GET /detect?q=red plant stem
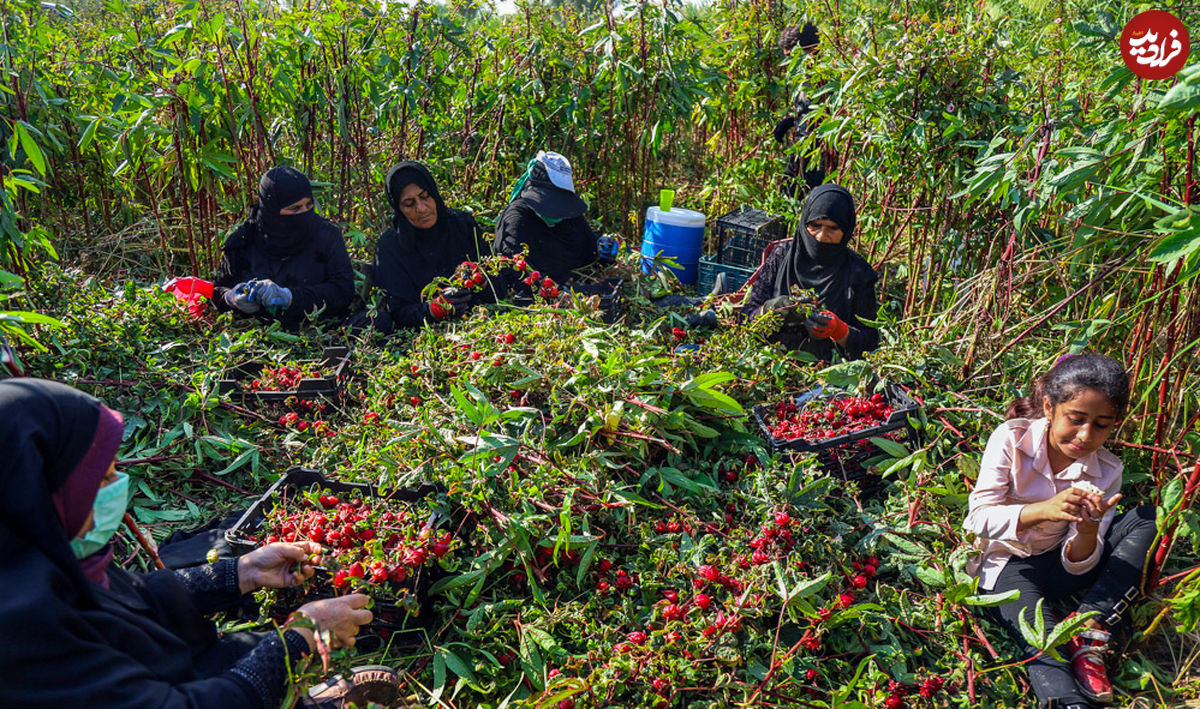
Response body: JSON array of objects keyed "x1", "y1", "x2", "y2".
[
  {"x1": 191, "y1": 470, "x2": 253, "y2": 496},
  {"x1": 1155, "y1": 562, "x2": 1200, "y2": 589},
  {"x1": 1109, "y1": 440, "x2": 1196, "y2": 461},
  {"x1": 970, "y1": 242, "x2": 1141, "y2": 377},
  {"x1": 1148, "y1": 459, "x2": 1200, "y2": 588},
  {"x1": 123, "y1": 513, "x2": 165, "y2": 570}
]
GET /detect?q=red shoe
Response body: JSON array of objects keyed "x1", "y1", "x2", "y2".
[{"x1": 1066, "y1": 628, "x2": 1113, "y2": 704}]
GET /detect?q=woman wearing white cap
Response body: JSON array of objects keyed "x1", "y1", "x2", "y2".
[{"x1": 493, "y1": 151, "x2": 611, "y2": 286}]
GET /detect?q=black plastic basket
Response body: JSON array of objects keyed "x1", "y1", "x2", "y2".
[
  {"x1": 714, "y1": 207, "x2": 788, "y2": 269},
  {"x1": 225, "y1": 468, "x2": 446, "y2": 646},
  {"x1": 579, "y1": 276, "x2": 624, "y2": 324},
  {"x1": 217, "y1": 346, "x2": 352, "y2": 404},
  {"x1": 752, "y1": 384, "x2": 920, "y2": 453},
  {"x1": 697, "y1": 257, "x2": 756, "y2": 295}
]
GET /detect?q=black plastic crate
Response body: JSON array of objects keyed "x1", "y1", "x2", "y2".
[
  {"x1": 217, "y1": 346, "x2": 352, "y2": 404},
  {"x1": 714, "y1": 207, "x2": 788, "y2": 269},
  {"x1": 698, "y1": 257, "x2": 756, "y2": 295},
  {"x1": 225, "y1": 468, "x2": 447, "y2": 645},
  {"x1": 752, "y1": 384, "x2": 920, "y2": 453},
  {"x1": 570, "y1": 276, "x2": 624, "y2": 324}
]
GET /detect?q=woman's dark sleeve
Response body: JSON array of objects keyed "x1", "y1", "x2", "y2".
[
  {"x1": 492, "y1": 206, "x2": 525, "y2": 259},
  {"x1": 284, "y1": 226, "x2": 355, "y2": 320},
  {"x1": 0, "y1": 590, "x2": 305, "y2": 709},
  {"x1": 839, "y1": 268, "x2": 880, "y2": 360},
  {"x1": 174, "y1": 559, "x2": 243, "y2": 616},
  {"x1": 384, "y1": 293, "x2": 434, "y2": 329},
  {"x1": 741, "y1": 247, "x2": 785, "y2": 319}
]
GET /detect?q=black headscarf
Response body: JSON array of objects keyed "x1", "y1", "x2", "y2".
[
  {"x1": 774, "y1": 184, "x2": 856, "y2": 303},
  {"x1": 0, "y1": 379, "x2": 122, "y2": 607},
  {"x1": 255, "y1": 165, "x2": 319, "y2": 258},
  {"x1": 374, "y1": 161, "x2": 484, "y2": 299}
]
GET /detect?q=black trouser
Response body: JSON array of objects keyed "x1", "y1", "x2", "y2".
[{"x1": 986, "y1": 505, "x2": 1156, "y2": 706}]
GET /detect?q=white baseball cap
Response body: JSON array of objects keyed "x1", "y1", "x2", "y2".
[{"x1": 536, "y1": 150, "x2": 575, "y2": 193}]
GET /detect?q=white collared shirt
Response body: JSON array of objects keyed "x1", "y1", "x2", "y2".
[{"x1": 963, "y1": 417, "x2": 1123, "y2": 591}]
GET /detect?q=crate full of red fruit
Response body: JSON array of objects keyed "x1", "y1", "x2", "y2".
[
  {"x1": 217, "y1": 346, "x2": 352, "y2": 403},
  {"x1": 225, "y1": 467, "x2": 455, "y2": 642},
  {"x1": 752, "y1": 384, "x2": 920, "y2": 453}
]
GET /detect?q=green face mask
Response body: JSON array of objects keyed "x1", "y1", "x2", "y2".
[{"x1": 70, "y1": 472, "x2": 130, "y2": 559}]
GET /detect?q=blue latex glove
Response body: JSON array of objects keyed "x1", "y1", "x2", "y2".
[
  {"x1": 597, "y1": 235, "x2": 619, "y2": 263},
  {"x1": 224, "y1": 281, "x2": 262, "y2": 313},
  {"x1": 254, "y1": 280, "x2": 293, "y2": 310}
]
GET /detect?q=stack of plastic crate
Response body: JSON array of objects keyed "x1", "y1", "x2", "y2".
[{"x1": 697, "y1": 207, "x2": 787, "y2": 294}]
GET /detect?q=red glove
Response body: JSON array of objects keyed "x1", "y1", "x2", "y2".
[{"x1": 805, "y1": 311, "x2": 849, "y2": 341}]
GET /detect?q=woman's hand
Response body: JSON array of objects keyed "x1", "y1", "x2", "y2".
[
  {"x1": 295, "y1": 594, "x2": 374, "y2": 650},
  {"x1": 237, "y1": 541, "x2": 322, "y2": 594}
]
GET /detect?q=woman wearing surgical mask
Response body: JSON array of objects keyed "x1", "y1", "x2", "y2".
[
  {"x1": 0, "y1": 379, "x2": 378, "y2": 708},
  {"x1": 213, "y1": 166, "x2": 355, "y2": 330}
]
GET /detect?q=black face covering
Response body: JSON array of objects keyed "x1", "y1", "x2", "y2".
[
  {"x1": 374, "y1": 161, "x2": 483, "y2": 299},
  {"x1": 774, "y1": 183, "x2": 857, "y2": 305},
  {"x1": 256, "y1": 166, "x2": 319, "y2": 258}
]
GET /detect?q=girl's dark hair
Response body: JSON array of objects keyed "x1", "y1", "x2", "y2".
[{"x1": 1005, "y1": 353, "x2": 1131, "y2": 420}]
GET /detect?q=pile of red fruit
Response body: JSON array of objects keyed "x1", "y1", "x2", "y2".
[
  {"x1": 257, "y1": 488, "x2": 454, "y2": 593},
  {"x1": 453, "y1": 261, "x2": 491, "y2": 291},
  {"x1": 521, "y1": 269, "x2": 560, "y2": 299},
  {"x1": 768, "y1": 392, "x2": 893, "y2": 442},
  {"x1": 245, "y1": 364, "x2": 318, "y2": 392}
]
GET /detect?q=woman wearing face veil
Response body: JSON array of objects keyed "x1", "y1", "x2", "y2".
[
  {"x1": 213, "y1": 166, "x2": 355, "y2": 330},
  {"x1": 368, "y1": 161, "x2": 497, "y2": 332},
  {"x1": 0, "y1": 378, "x2": 380, "y2": 708},
  {"x1": 744, "y1": 184, "x2": 879, "y2": 361}
]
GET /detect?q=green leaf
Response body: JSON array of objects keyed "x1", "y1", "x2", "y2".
[
  {"x1": 438, "y1": 646, "x2": 478, "y2": 685},
  {"x1": 14, "y1": 122, "x2": 47, "y2": 176},
  {"x1": 963, "y1": 588, "x2": 1021, "y2": 607},
  {"x1": 870, "y1": 436, "x2": 910, "y2": 458}
]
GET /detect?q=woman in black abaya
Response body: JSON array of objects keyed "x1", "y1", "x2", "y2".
[
  {"x1": 0, "y1": 378, "x2": 375, "y2": 708},
  {"x1": 368, "y1": 161, "x2": 498, "y2": 332},
  {"x1": 744, "y1": 184, "x2": 880, "y2": 361},
  {"x1": 213, "y1": 166, "x2": 355, "y2": 330}
]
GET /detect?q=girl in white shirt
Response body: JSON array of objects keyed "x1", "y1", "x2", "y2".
[{"x1": 964, "y1": 354, "x2": 1154, "y2": 709}]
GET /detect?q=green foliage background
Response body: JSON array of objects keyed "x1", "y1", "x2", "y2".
[{"x1": 4, "y1": 0, "x2": 1200, "y2": 705}]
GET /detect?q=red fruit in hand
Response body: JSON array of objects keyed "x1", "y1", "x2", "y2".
[
  {"x1": 332, "y1": 569, "x2": 349, "y2": 589},
  {"x1": 348, "y1": 562, "x2": 365, "y2": 579}
]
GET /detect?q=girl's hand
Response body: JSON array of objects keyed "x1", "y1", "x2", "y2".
[
  {"x1": 237, "y1": 541, "x2": 323, "y2": 594},
  {"x1": 1022, "y1": 487, "x2": 1091, "y2": 527},
  {"x1": 1076, "y1": 493, "x2": 1123, "y2": 534}
]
